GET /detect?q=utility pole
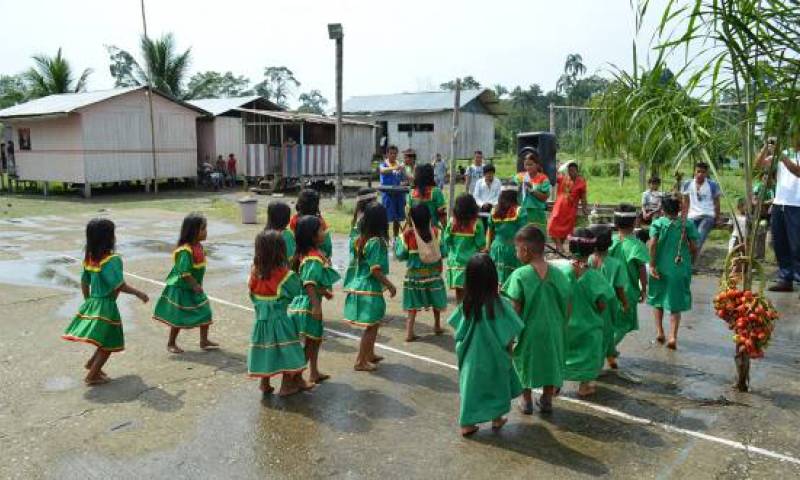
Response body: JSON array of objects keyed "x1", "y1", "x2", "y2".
[
  {"x1": 549, "y1": 102, "x2": 555, "y2": 134},
  {"x1": 328, "y1": 23, "x2": 344, "y2": 206},
  {"x1": 141, "y1": 0, "x2": 158, "y2": 194},
  {"x1": 448, "y1": 79, "x2": 460, "y2": 213}
]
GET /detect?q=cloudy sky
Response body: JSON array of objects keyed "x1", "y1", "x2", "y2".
[{"x1": 0, "y1": 0, "x2": 672, "y2": 106}]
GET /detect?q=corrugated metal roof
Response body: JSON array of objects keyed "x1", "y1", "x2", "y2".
[
  {"x1": 236, "y1": 108, "x2": 375, "y2": 127},
  {"x1": 343, "y1": 89, "x2": 503, "y2": 115},
  {"x1": 188, "y1": 96, "x2": 265, "y2": 116}
]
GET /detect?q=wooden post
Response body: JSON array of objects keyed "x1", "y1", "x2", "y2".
[
  {"x1": 619, "y1": 155, "x2": 625, "y2": 186},
  {"x1": 448, "y1": 79, "x2": 461, "y2": 214},
  {"x1": 83, "y1": 183, "x2": 92, "y2": 199},
  {"x1": 333, "y1": 27, "x2": 344, "y2": 206},
  {"x1": 141, "y1": 0, "x2": 158, "y2": 194},
  {"x1": 43, "y1": 181, "x2": 49, "y2": 197},
  {"x1": 549, "y1": 103, "x2": 556, "y2": 134}
]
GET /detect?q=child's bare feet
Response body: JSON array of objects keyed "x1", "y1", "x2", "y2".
[
  {"x1": 491, "y1": 417, "x2": 508, "y2": 430},
  {"x1": 577, "y1": 382, "x2": 596, "y2": 397},
  {"x1": 537, "y1": 395, "x2": 553, "y2": 414},
  {"x1": 310, "y1": 372, "x2": 330, "y2": 383},
  {"x1": 354, "y1": 362, "x2": 377, "y2": 372},
  {"x1": 296, "y1": 376, "x2": 315, "y2": 391},
  {"x1": 655, "y1": 335, "x2": 666, "y2": 345},
  {"x1": 259, "y1": 378, "x2": 274, "y2": 394},
  {"x1": 607, "y1": 356, "x2": 619, "y2": 369},
  {"x1": 84, "y1": 375, "x2": 109, "y2": 386},
  {"x1": 200, "y1": 340, "x2": 220, "y2": 350},
  {"x1": 278, "y1": 383, "x2": 301, "y2": 397},
  {"x1": 461, "y1": 425, "x2": 479, "y2": 437},
  {"x1": 666, "y1": 339, "x2": 677, "y2": 350},
  {"x1": 369, "y1": 355, "x2": 384, "y2": 363},
  {"x1": 167, "y1": 344, "x2": 184, "y2": 354},
  {"x1": 518, "y1": 398, "x2": 534, "y2": 415},
  {"x1": 405, "y1": 334, "x2": 420, "y2": 342}
]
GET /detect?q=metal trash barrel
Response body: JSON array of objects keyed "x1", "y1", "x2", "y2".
[{"x1": 238, "y1": 197, "x2": 258, "y2": 224}]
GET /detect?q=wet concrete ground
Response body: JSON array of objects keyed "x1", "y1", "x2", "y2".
[{"x1": 1, "y1": 206, "x2": 800, "y2": 479}]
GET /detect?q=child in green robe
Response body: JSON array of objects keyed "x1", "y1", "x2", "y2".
[
  {"x1": 407, "y1": 164, "x2": 447, "y2": 227},
  {"x1": 449, "y1": 253, "x2": 524, "y2": 436},
  {"x1": 290, "y1": 189, "x2": 333, "y2": 258},
  {"x1": 267, "y1": 201, "x2": 295, "y2": 260},
  {"x1": 588, "y1": 224, "x2": 630, "y2": 370},
  {"x1": 647, "y1": 196, "x2": 699, "y2": 350},
  {"x1": 609, "y1": 204, "x2": 649, "y2": 352},
  {"x1": 63, "y1": 219, "x2": 149, "y2": 385},
  {"x1": 444, "y1": 193, "x2": 486, "y2": 302},
  {"x1": 558, "y1": 228, "x2": 614, "y2": 397},
  {"x1": 396, "y1": 204, "x2": 448, "y2": 341},
  {"x1": 344, "y1": 203, "x2": 397, "y2": 372},
  {"x1": 502, "y1": 225, "x2": 571, "y2": 414},
  {"x1": 248, "y1": 230, "x2": 313, "y2": 396},
  {"x1": 153, "y1": 213, "x2": 217, "y2": 354},
  {"x1": 288, "y1": 216, "x2": 341, "y2": 383},
  {"x1": 514, "y1": 151, "x2": 551, "y2": 234},
  {"x1": 344, "y1": 188, "x2": 379, "y2": 289},
  {"x1": 488, "y1": 185, "x2": 528, "y2": 284}
]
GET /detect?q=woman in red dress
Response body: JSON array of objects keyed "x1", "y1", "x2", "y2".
[{"x1": 548, "y1": 162, "x2": 589, "y2": 252}]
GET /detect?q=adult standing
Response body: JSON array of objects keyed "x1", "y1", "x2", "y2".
[
  {"x1": 548, "y1": 161, "x2": 588, "y2": 252},
  {"x1": 380, "y1": 145, "x2": 407, "y2": 242},
  {"x1": 473, "y1": 164, "x2": 501, "y2": 210},
  {"x1": 760, "y1": 134, "x2": 800, "y2": 292},
  {"x1": 402, "y1": 148, "x2": 417, "y2": 180},
  {"x1": 433, "y1": 153, "x2": 447, "y2": 190},
  {"x1": 226, "y1": 153, "x2": 237, "y2": 187},
  {"x1": 464, "y1": 150, "x2": 485, "y2": 195},
  {"x1": 681, "y1": 162, "x2": 722, "y2": 252}
]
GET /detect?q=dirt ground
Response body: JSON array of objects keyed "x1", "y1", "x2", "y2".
[{"x1": 1, "y1": 200, "x2": 800, "y2": 479}]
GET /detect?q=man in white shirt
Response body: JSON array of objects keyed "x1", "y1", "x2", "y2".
[
  {"x1": 473, "y1": 164, "x2": 501, "y2": 208},
  {"x1": 464, "y1": 150, "x2": 484, "y2": 195},
  {"x1": 759, "y1": 135, "x2": 800, "y2": 292},
  {"x1": 682, "y1": 161, "x2": 722, "y2": 252}
]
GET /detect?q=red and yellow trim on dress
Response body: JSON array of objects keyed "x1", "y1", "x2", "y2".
[
  {"x1": 401, "y1": 227, "x2": 441, "y2": 255},
  {"x1": 344, "y1": 317, "x2": 385, "y2": 328},
  {"x1": 247, "y1": 366, "x2": 306, "y2": 379},
  {"x1": 450, "y1": 220, "x2": 478, "y2": 237},
  {"x1": 74, "y1": 313, "x2": 122, "y2": 326},
  {"x1": 249, "y1": 268, "x2": 293, "y2": 301},
  {"x1": 83, "y1": 253, "x2": 119, "y2": 272},
  {"x1": 174, "y1": 243, "x2": 207, "y2": 269},
  {"x1": 491, "y1": 205, "x2": 522, "y2": 223},
  {"x1": 289, "y1": 214, "x2": 330, "y2": 235},
  {"x1": 410, "y1": 186, "x2": 434, "y2": 201},
  {"x1": 152, "y1": 315, "x2": 213, "y2": 329},
  {"x1": 61, "y1": 335, "x2": 124, "y2": 352},
  {"x1": 156, "y1": 295, "x2": 210, "y2": 310}
]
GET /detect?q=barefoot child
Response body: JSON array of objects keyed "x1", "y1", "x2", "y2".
[
  {"x1": 267, "y1": 201, "x2": 295, "y2": 259},
  {"x1": 558, "y1": 228, "x2": 614, "y2": 397},
  {"x1": 63, "y1": 219, "x2": 149, "y2": 385},
  {"x1": 344, "y1": 188, "x2": 379, "y2": 289},
  {"x1": 396, "y1": 204, "x2": 448, "y2": 341},
  {"x1": 515, "y1": 151, "x2": 551, "y2": 234},
  {"x1": 449, "y1": 253, "x2": 524, "y2": 436},
  {"x1": 343, "y1": 203, "x2": 397, "y2": 371},
  {"x1": 647, "y1": 196, "x2": 699, "y2": 350},
  {"x1": 488, "y1": 184, "x2": 528, "y2": 284},
  {"x1": 248, "y1": 230, "x2": 313, "y2": 396},
  {"x1": 502, "y1": 225, "x2": 571, "y2": 414},
  {"x1": 290, "y1": 189, "x2": 333, "y2": 259},
  {"x1": 444, "y1": 193, "x2": 486, "y2": 302},
  {"x1": 153, "y1": 213, "x2": 216, "y2": 353},
  {"x1": 608, "y1": 204, "x2": 649, "y2": 354},
  {"x1": 588, "y1": 224, "x2": 629, "y2": 369},
  {"x1": 407, "y1": 164, "x2": 447, "y2": 227},
  {"x1": 289, "y1": 215, "x2": 341, "y2": 383}
]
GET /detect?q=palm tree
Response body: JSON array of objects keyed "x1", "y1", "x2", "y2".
[
  {"x1": 107, "y1": 33, "x2": 193, "y2": 98},
  {"x1": 564, "y1": 53, "x2": 586, "y2": 79},
  {"x1": 24, "y1": 48, "x2": 91, "y2": 98}
]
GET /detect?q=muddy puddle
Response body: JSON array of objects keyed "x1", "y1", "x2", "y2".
[{"x1": 0, "y1": 255, "x2": 81, "y2": 290}]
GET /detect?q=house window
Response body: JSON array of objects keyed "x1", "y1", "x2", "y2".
[
  {"x1": 397, "y1": 123, "x2": 434, "y2": 133},
  {"x1": 18, "y1": 128, "x2": 31, "y2": 150}
]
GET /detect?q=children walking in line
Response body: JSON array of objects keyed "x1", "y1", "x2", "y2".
[
  {"x1": 267, "y1": 201, "x2": 295, "y2": 259},
  {"x1": 515, "y1": 151, "x2": 551, "y2": 234},
  {"x1": 63, "y1": 219, "x2": 149, "y2": 385},
  {"x1": 559, "y1": 228, "x2": 614, "y2": 397},
  {"x1": 444, "y1": 193, "x2": 486, "y2": 302},
  {"x1": 153, "y1": 213, "x2": 216, "y2": 354},
  {"x1": 648, "y1": 196, "x2": 699, "y2": 350},
  {"x1": 502, "y1": 225, "x2": 572, "y2": 414},
  {"x1": 609, "y1": 204, "x2": 649, "y2": 351},
  {"x1": 588, "y1": 224, "x2": 629, "y2": 369},
  {"x1": 488, "y1": 184, "x2": 528, "y2": 284},
  {"x1": 343, "y1": 203, "x2": 397, "y2": 371},
  {"x1": 290, "y1": 189, "x2": 333, "y2": 259},
  {"x1": 248, "y1": 230, "x2": 313, "y2": 396},
  {"x1": 407, "y1": 164, "x2": 447, "y2": 227},
  {"x1": 449, "y1": 253, "x2": 524, "y2": 436},
  {"x1": 288, "y1": 215, "x2": 341, "y2": 383},
  {"x1": 396, "y1": 204, "x2": 448, "y2": 341}
]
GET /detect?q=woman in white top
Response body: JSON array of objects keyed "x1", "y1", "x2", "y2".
[{"x1": 472, "y1": 164, "x2": 501, "y2": 209}]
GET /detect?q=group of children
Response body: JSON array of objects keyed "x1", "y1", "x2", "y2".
[{"x1": 62, "y1": 159, "x2": 700, "y2": 436}]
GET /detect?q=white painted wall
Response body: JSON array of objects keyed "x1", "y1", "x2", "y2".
[
  {"x1": 214, "y1": 116, "x2": 244, "y2": 174},
  {"x1": 7, "y1": 115, "x2": 85, "y2": 182}
]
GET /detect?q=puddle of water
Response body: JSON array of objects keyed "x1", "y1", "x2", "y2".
[
  {"x1": 0, "y1": 256, "x2": 81, "y2": 290},
  {"x1": 43, "y1": 376, "x2": 79, "y2": 392}
]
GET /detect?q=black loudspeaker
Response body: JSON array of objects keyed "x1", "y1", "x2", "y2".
[{"x1": 516, "y1": 132, "x2": 557, "y2": 185}]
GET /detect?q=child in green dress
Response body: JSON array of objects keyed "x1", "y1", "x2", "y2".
[
  {"x1": 153, "y1": 213, "x2": 216, "y2": 354},
  {"x1": 647, "y1": 196, "x2": 699, "y2": 350},
  {"x1": 502, "y1": 225, "x2": 571, "y2": 414},
  {"x1": 344, "y1": 203, "x2": 397, "y2": 372},
  {"x1": 488, "y1": 185, "x2": 528, "y2": 284},
  {"x1": 344, "y1": 188, "x2": 379, "y2": 289},
  {"x1": 559, "y1": 228, "x2": 614, "y2": 397},
  {"x1": 248, "y1": 230, "x2": 313, "y2": 396},
  {"x1": 289, "y1": 216, "x2": 341, "y2": 383},
  {"x1": 267, "y1": 201, "x2": 295, "y2": 259},
  {"x1": 290, "y1": 189, "x2": 333, "y2": 258},
  {"x1": 449, "y1": 253, "x2": 524, "y2": 436},
  {"x1": 514, "y1": 151, "x2": 551, "y2": 233},
  {"x1": 396, "y1": 204, "x2": 448, "y2": 341},
  {"x1": 588, "y1": 224, "x2": 629, "y2": 370},
  {"x1": 407, "y1": 164, "x2": 447, "y2": 227},
  {"x1": 444, "y1": 193, "x2": 486, "y2": 302},
  {"x1": 63, "y1": 219, "x2": 149, "y2": 385},
  {"x1": 609, "y1": 204, "x2": 649, "y2": 354}
]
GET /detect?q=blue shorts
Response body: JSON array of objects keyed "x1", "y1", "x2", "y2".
[{"x1": 382, "y1": 192, "x2": 406, "y2": 222}]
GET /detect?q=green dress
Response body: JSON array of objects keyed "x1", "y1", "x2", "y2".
[
  {"x1": 290, "y1": 214, "x2": 333, "y2": 258},
  {"x1": 407, "y1": 186, "x2": 446, "y2": 227},
  {"x1": 489, "y1": 206, "x2": 528, "y2": 284},
  {"x1": 556, "y1": 263, "x2": 613, "y2": 382},
  {"x1": 647, "y1": 217, "x2": 699, "y2": 313},
  {"x1": 342, "y1": 225, "x2": 361, "y2": 289},
  {"x1": 62, "y1": 254, "x2": 126, "y2": 352},
  {"x1": 344, "y1": 237, "x2": 389, "y2": 326},
  {"x1": 515, "y1": 172, "x2": 551, "y2": 234},
  {"x1": 153, "y1": 244, "x2": 213, "y2": 329},
  {"x1": 608, "y1": 234, "x2": 649, "y2": 345},
  {"x1": 502, "y1": 264, "x2": 571, "y2": 388},
  {"x1": 444, "y1": 219, "x2": 486, "y2": 289},
  {"x1": 395, "y1": 228, "x2": 448, "y2": 311},
  {"x1": 248, "y1": 268, "x2": 307, "y2": 377},
  {"x1": 281, "y1": 228, "x2": 296, "y2": 260},
  {"x1": 589, "y1": 254, "x2": 627, "y2": 359},
  {"x1": 288, "y1": 250, "x2": 341, "y2": 340},
  {"x1": 448, "y1": 298, "x2": 524, "y2": 426}
]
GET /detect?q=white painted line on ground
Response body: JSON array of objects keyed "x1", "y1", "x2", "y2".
[{"x1": 64, "y1": 255, "x2": 800, "y2": 466}]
